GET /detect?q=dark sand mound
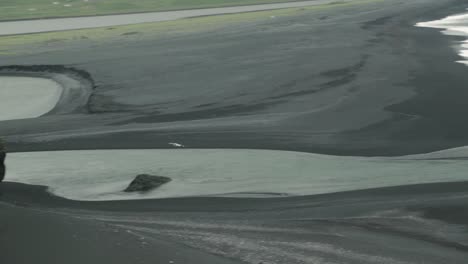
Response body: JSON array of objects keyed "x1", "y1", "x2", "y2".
[{"x1": 124, "y1": 174, "x2": 171, "y2": 192}]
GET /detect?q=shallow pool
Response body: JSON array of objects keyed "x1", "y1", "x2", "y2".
[
  {"x1": 0, "y1": 76, "x2": 62, "y2": 121},
  {"x1": 6, "y1": 148, "x2": 468, "y2": 201}
]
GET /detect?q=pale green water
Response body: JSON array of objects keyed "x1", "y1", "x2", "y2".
[{"x1": 6, "y1": 149, "x2": 468, "y2": 201}]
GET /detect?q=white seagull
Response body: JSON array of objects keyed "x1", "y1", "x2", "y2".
[{"x1": 168, "y1": 142, "x2": 185, "y2": 148}]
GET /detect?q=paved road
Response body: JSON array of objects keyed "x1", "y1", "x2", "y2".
[{"x1": 0, "y1": 0, "x2": 352, "y2": 36}]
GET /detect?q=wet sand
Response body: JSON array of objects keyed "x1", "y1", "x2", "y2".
[
  {"x1": 1, "y1": 0, "x2": 468, "y2": 155},
  {"x1": 2, "y1": 181, "x2": 468, "y2": 263}
]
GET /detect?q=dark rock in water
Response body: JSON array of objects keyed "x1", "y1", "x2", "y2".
[
  {"x1": 124, "y1": 174, "x2": 171, "y2": 192},
  {"x1": 0, "y1": 141, "x2": 5, "y2": 182}
]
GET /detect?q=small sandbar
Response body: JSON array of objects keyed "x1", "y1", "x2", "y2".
[{"x1": 0, "y1": 76, "x2": 62, "y2": 121}]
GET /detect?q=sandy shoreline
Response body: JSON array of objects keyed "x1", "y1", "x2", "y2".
[
  {"x1": 416, "y1": 10, "x2": 468, "y2": 65},
  {"x1": 0, "y1": 198, "x2": 240, "y2": 264},
  {"x1": 2, "y1": 180, "x2": 468, "y2": 211},
  {"x1": 2, "y1": 181, "x2": 468, "y2": 263},
  {"x1": 0, "y1": 0, "x2": 467, "y2": 156}
]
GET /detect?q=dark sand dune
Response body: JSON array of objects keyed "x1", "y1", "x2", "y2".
[
  {"x1": 0, "y1": 0, "x2": 467, "y2": 156},
  {"x1": 2, "y1": 181, "x2": 468, "y2": 263}
]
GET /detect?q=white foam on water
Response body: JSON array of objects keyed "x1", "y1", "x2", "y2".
[
  {"x1": 6, "y1": 149, "x2": 468, "y2": 201},
  {"x1": 416, "y1": 11, "x2": 468, "y2": 65},
  {"x1": 0, "y1": 76, "x2": 62, "y2": 121}
]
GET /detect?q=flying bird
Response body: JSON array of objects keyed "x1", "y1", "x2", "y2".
[{"x1": 168, "y1": 142, "x2": 185, "y2": 148}]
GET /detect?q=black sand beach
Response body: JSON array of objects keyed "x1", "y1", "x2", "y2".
[
  {"x1": 2, "y1": 0, "x2": 468, "y2": 263},
  {"x1": 2, "y1": 181, "x2": 468, "y2": 263}
]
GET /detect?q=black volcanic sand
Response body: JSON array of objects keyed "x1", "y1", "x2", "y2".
[
  {"x1": 2, "y1": 0, "x2": 468, "y2": 263},
  {"x1": 0, "y1": 202, "x2": 240, "y2": 264},
  {"x1": 2, "y1": 181, "x2": 468, "y2": 263},
  {"x1": 0, "y1": 0, "x2": 467, "y2": 156}
]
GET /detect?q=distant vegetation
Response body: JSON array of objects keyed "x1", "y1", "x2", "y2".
[
  {"x1": 0, "y1": 0, "x2": 302, "y2": 21},
  {"x1": 0, "y1": 0, "x2": 377, "y2": 55}
]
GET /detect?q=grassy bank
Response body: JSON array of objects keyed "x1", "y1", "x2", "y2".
[
  {"x1": 0, "y1": 0, "x2": 307, "y2": 21},
  {"x1": 0, "y1": 0, "x2": 380, "y2": 55}
]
